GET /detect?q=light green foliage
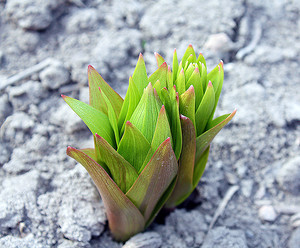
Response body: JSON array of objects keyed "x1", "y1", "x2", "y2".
[{"x1": 62, "y1": 45, "x2": 235, "y2": 241}]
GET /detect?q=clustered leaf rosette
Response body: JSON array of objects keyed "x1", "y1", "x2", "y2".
[{"x1": 62, "y1": 45, "x2": 236, "y2": 242}]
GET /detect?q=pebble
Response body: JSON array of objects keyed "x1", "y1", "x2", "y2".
[
  {"x1": 204, "y1": 33, "x2": 235, "y2": 53},
  {"x1": 16, "y1": 30, "x2": 40, "y2": 52},
  {"x1": 8, "y1": 80, "x2": 45, "y2": 110},
  {"x1": 40, "y1": 61, "x2": 70, "y2": 90},
  {"x1": 276, "y1": 156, "x2": 300, "y2": 195},
  {"x1": 258, "y1": 205, "x2": 277, "y2": 222},
  {"x1": 5, "y1": 0, "x2": 53, "y2": 30},
  {"x1": 64, "y1": 8, "x2": 100, "y2": 33},
  {"x1": 123, "y1": 232, "x2": 162, "y2": 248}
]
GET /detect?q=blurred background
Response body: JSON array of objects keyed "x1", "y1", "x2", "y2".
[{"x1": 0, "y1": 0, "x2": 299, "y2": 247}]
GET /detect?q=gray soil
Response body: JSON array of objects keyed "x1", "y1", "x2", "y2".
[{"x1": 1, "y1": 0, "x2": 300, "y2": 247}]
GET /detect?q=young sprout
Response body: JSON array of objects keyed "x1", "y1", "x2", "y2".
[{"x1": 62, "y1": 45, "x2": 235, "y2": 241}]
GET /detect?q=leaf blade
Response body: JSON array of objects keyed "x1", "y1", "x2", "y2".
[
  {"x1": 117, "y1": 121, "x2": 151, "y2": 172},
  {"x1": 62, "y1": 95, "x2": 115, "y2": 147},
  {"x1": 95, "y1": 134, "x2": 138, "y2": 193},
  {"x1": 126, "y1": 138, "x2": 178, "y2": 222},
  {"x1": 165, "y1": 115, "x2": 196, "y2": 207},
  {"x1": 88, "y1": 65, "x2": 123, "y2": 117},
  {"x1": 67, "y1": 147, "x2": 145, "y2": 242},
  {"x1": 195, "y1": 110, "x2": 236, "y2": 162}
]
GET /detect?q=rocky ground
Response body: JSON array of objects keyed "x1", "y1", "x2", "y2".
[{"x1": 0, "y1": 0, "x2": 300, "y2": 247}]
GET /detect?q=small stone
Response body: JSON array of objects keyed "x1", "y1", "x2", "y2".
[
  {"x1": 204, "y1": 33, "x2": 235, "y2": 53},
  {"x1": 258, "y1": 205, "x2": 277, "y2": 222},
  {"x1": 5, "y1": 0, "x2": 53, "y2": 30},
  {"x1": 64, "y1": 8, "x2": 100, "y2": 33},
  {"x1": 202, "y1": 227, "x2": 247, "y2": 248},
  {"x1": 40, "y1": 61, "x2": 70, "y2": 90},
  {"x1": 276, "y1": 156, "x2": 300, "y2": 195},
  {"x1": 16, "y1": 30, "x2": 40, "y2": 52},
  {"x1": 241, "y1": 180, "x2": 253, "y2": 198},
  {"x1": 8, "y1": 80, "x2": 45, "y2": 110},
  {"x1": 0, "y1": 112, "x2": 35, "y2": 144},
  {"x1": 123, "y1": 232, "x2": 162, "y2": 248},
  {"x1": 288, "y1": 227, "x2": 300, "y2": 248}
]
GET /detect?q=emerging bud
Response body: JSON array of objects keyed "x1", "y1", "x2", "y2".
[{"x1": 62, "y1": 45, "x2": 235, "y2": 241}]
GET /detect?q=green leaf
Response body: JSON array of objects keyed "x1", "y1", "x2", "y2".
[
  {"x1": 79, "y1": 148, "x2": 96, "y2": 161},
  {"x1": 151, "y1": 105, "x2": 172, "y2": 151},
  {"x1": 149, "y1": 62, "x2": 168, "y2": 89},
  {"x1": 101, "y1": 89, "x2": 120, "y2": 146},
  {"x1": 181, "y1": 44, "x2": 196, "y2": 67},
  {"x1": 154, "y1": 52, "x2": 165, "y2": 67},
  {"x1": 184, "y1": 63, "x2": 195, "y2": 82},
  {"x1": 198, "y1": 63, "x2": 207, "y2": 96},
  {"x1": 161, "y1": 87, "x2": 182, "y2": 160},
  {"x1": 167, "y1": 65, "x2": 173, "y2": 90},
  {"x1": 175, "y1": 69, "x2": 185, "y2": 96},
  {"x1": 172, "y1": 49, "x2": 179, "y2": 82},
  {"x1": 132, "y1": 53, "x2": 149, "y2": 96},
  {"x1": 207, "y1": 61, "x2": 224, "y2": 120},
  {"x1": 176, "y1": 61, "x2": 183, "y2": 80},
  {"x1": 179, "y1": 85, "x2": 196, "y2": 129},
  {"x1": 138, "y1": 105, "x2": 173, "y2": 173},
  {"x1": 186, "y1": 67, "x2": 203, "y2": 109},
  {"x1": 88, "y1": 65, "x2": 123, "y2": 118},
  {"x1": 165, "y1": 115, "x2": 196, "y2": 207},
  {"x1": 193, "y1": 146, "x2": 210, "y2": 188},
  {"x1": 206, "y1": 113, "x2": 230, "y2": 130},
  {"x1": 130, "y1": 83, "x2": 162, "y2": 143},
  {"x1": 118, "y1": 76, "x2": 141, "y2": 135},
  {"x1": 88, "y1": 67, "x2": 107, "y2": 114},
  {"x1": 62, "y1": 95, "x2": 115, "y2": 147},
  {"x1": 195, "y1": 110, "x2": 236, "y2": 162},
  {"x1": 94, "y1": 134, "x2": 138, "y2": 193},
  {"x1": 126, "y1": 137, "x2": 177, "y2": 222},
  {"x1": 187, "y1": 53, "x2": 197, "y2": 64},
  {"x1": 117, "y1": 121, "x2": 151, "y2": 172},
  {"x1": 196, "y1": 53, "x2": 207, "y2": 69},
  {"x1": 195, "y1": 82, "x2": 215, "y2": 136},
  {"x1": 145, "y1": 177, "x2": 177, "y2": 227},
  {"x1": 67, "y1": 147, "x2": 144, "y2": 242}
]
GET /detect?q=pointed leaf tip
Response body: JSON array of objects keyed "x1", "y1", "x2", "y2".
[
  {"x1": 161, "y1": 62, "x2": 167, "y2": 68},
  {"x1": 61, "y1": 94, "x2": 66, "y2": 99},
  {"x1": 208, "y1": 81, "x2": 213, "y2": 87}
]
